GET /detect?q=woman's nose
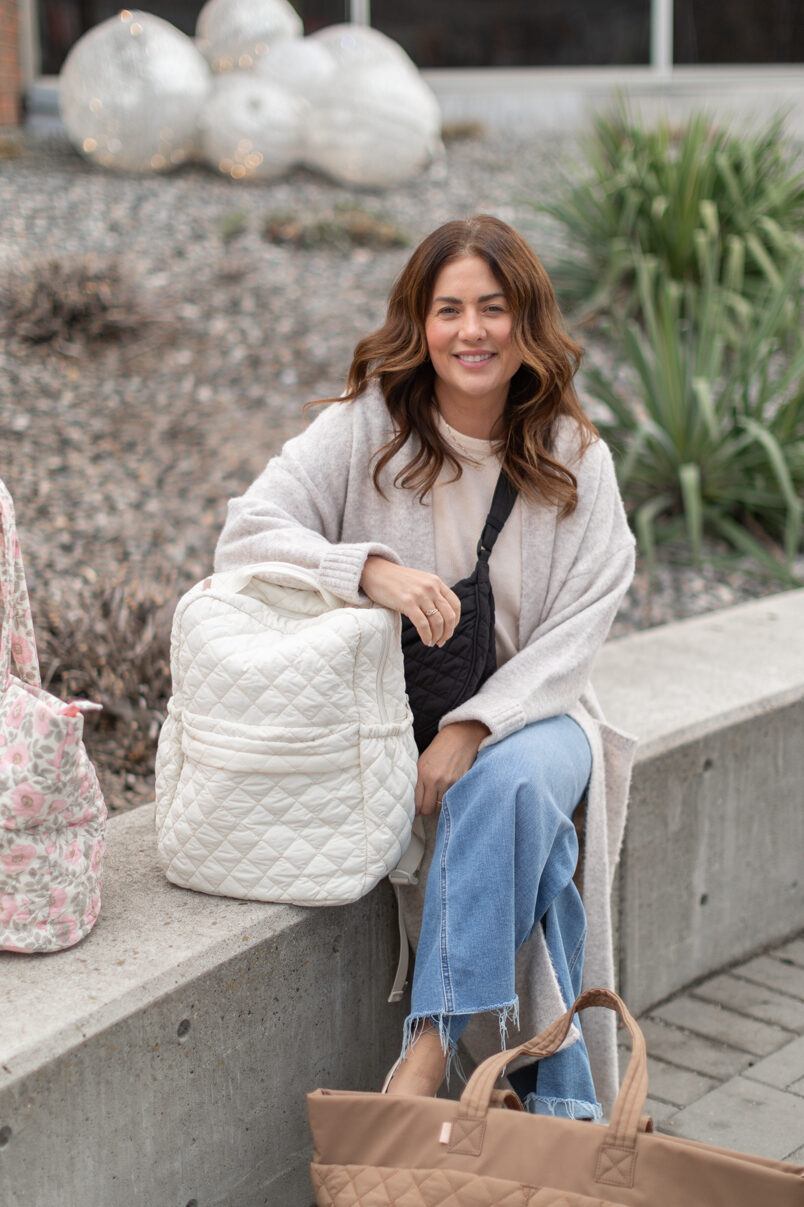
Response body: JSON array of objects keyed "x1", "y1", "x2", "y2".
[{"x1": 459, "y1": 309, "x2": 486, "y2": 340}]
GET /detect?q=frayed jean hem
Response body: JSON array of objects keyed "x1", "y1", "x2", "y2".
[
  {"x1": 522, "y1": 1093, "x2": 603, "y2": 1121},
  {"x1": 401, "y1": 998, "x2": 520, "y2": 1087}
]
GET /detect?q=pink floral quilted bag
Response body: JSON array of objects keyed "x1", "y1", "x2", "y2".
[{"x1": 0, "y1": 479, "x2": 106, "y2": 953}]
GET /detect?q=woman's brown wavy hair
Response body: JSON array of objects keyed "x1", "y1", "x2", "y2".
[{"x1": 317, "y1": 214, "x2": 597, "y2": 513}]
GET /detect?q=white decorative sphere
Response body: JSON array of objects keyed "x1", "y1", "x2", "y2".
[
  {"x1": 196, "y1": 0, "x2": 303, "y2": 72},
  {"x1": 199, "y1": 73, "x2": 305, "y2": 180},
  {"x1": 310, "y1": 23, "x2": 416, "y2": 74},
  {"x1": 252, "y1": 36, "x2": 337, "y2": 101},
  {"x1": 305, "y1": 60, "x2": 442, "y2": 188},
  {"x1": 59, "y1": 11, "x2": 211, "y2": 173}
]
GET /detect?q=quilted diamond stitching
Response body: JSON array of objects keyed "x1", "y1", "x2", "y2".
[
  {"x1": 310, "y1": 1163, "x2": 529, "y2": 1206},
  {"x1": 155, "y1": 580, "x2": 416, "y2": 904},
  {"x1": 311, "y1": 1162, "x2": 629, "y2": 1206}
]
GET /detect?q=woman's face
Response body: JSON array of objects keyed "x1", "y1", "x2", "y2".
[{"x1": 424, "y1": 255, "x2": 521, "y2": 417}]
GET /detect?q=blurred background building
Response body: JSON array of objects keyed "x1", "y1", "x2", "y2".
[{"x1": 3, "y1": 0, "x2": 804, "y2": 129}]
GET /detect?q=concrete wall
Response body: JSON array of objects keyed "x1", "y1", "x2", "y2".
[
  {"x1": 0, "y1": 590, "x2": 802, "y2": 1206},
  {"x1": 424, "y1": 66, "x2": 804, "y2": 138},
  {"x1": 594, "y1": 590, "x2": 804, "y2": 1014},
  {"x1": 0, "y1": 808, "x2": 407, "y2": 1207},
  {"x1": 25, "y1": 65, "x2": 804, "y2": 138},
  {"x1": 616, "y1": 701, "x2": 803, "y2": 1012}
]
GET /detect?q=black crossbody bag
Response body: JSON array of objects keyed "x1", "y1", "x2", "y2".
[{"x1": 401, "y1": 468, "x2": 518, "y2": 752}]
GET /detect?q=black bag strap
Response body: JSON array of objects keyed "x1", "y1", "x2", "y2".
[{"x1": 477, "y1": 469, "x2": 518, "y2": 562}]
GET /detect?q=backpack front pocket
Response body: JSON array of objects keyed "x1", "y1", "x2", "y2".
[{"x1": 159, "y1": 713, "x2": 369, "y2": 904}]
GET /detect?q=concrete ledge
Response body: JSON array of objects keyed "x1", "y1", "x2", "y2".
[
  {"x1": 0, "y1": 809, "x2": 406, "y2": 1207},
  {"x1": 0, "y1": 589, "x2": 802, "y2": 1205},
  {"x1": 595, "y1": 589, "x2": 804, "y2": 1013}
]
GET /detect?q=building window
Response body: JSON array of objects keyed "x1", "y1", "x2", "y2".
[
  {"x1": 674, "y1": 0, "x2": 803, "y2": 63},
  {"x1": 32, "y1": 0, "x2": 804, "y2": 76},
  {"x1": 39, "y1": 3, "x2": 348, "y2": 73},
  {"x1": 371, "y1": 0, "x2": 651, "y2": 68}
]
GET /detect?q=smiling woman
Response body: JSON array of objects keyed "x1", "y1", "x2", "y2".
[
  {"x1": 215, "y1": 214, "x2": 636, "y2": 1120},
  {"x1": 338, "y1": 215, "x2": 597, "y2": 510},
  {"x1": 424, "y1": 256, "x2": 521, "y2": 436}
]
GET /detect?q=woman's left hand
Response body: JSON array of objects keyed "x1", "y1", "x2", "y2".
[{"x1": 415, "y1": 720, "x2": 491, "y2": 816}]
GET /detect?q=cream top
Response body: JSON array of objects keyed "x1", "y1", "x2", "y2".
[{"x1": 431, "y1": 414, "x2": 522, "y2": 667}]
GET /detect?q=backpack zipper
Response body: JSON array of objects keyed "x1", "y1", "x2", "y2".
[{"x1": 375, "y1": 615, "x2": 391, "y2": 725}]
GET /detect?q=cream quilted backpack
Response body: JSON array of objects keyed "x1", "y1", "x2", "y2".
[{"x1": 154, "y1": 562, "x2": 418, "y2": 906}]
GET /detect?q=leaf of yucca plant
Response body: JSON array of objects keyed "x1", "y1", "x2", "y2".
[
  {"x1": 699, "y1": 200, "x2": 720, "y2": 239},
  {"x1": 678, "y1": 463, "x2": 704, "y2": 563},
  {"x1": 744, "y1": 231, "x2": 783, "y2": 288},
  {"x1": 586, "y1": 253, "x2": 803, "y2": 570},
  {"x1": 691, "y1": 378, "x2": 721, "y2": 444},
  {"x1": 768, "y1": 374, "x2": 804, "y2": 445},
  {"x1": 537, "y1": 108, "x2": 803, "y2": 321},
  {"x1": 651, "y1": 195, "x2": 669, "y2": 223},
  {"x1": 739, "y1": 418, "x2": 803, "y2": 564},
  {"x1": 723, "y1": 235, "x2": 745, "y2": 293},
  {"x1": 622, "y1": 419, "x2": 681, "y2": 491},
  {"x1": 634, "y1": 493, "x2": 676, "y2": 574},
  {"x1": 581, "y1": 365, "x2": 634, "y2": 428},
  {"x1": 710, "y1": 516, "x2": 800, "y2": 585},
  {"x1": 757, "y1": 215, "x2": 797, "y2": 254},
  {"x1": 714, "y1": 150, "x2": 746, "y2": 213}
]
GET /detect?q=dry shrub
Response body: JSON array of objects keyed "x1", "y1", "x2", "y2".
[
  {"x1": 264, "y1": 205, "x2": 408, "y2": 252},
  {"x1": 0, "y1": 134, "x2": 23, "y2": 159},
  {"x1": 441, "y1": 120, "x2": 485, "y2": 143},
  {"x1": 0, "y1": 254, "x2": 142, "y2": 345},
  {"x1": 37, "y1": 575, "x2": 176, "y2": 798}
]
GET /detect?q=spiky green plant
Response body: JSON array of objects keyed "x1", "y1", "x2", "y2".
[
  {"x1": 586, "y1": 243, "x2": 804, "y2": 580},
  {"x1": 538, "y1": 109, "x2": 804, "y2": 320}
]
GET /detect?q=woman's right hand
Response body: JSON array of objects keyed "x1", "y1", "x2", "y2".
[{"x1": 360, "y1": 556, "x2": 460, "y2": 647}]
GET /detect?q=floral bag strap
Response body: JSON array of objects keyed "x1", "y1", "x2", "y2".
[{"x1": 0, "y1": 479, "x2": 41, "y2": 690}]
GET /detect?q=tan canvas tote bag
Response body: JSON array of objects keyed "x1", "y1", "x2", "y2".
[{"x1": 307, "y1": 988, "x2": 804, "y2": 1206}]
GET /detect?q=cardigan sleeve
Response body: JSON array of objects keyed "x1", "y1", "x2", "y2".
[
  {"x1": 214, "y1": 401, "x2": 402, "y2": 605},
  {"x1": 439, "y1": 437, "x2": 635, "y2": 746}
]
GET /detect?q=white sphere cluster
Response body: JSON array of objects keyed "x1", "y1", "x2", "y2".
[
  {"x1": 58, "y1": 0, "x2": 442, "y2": 188},
  {"x1": 196, "y1": 0, "x2": 303, "y2": 72},
  {"x1": 252, "y1": 35, "x2": 337, "y2": 101},
  {"x1": 306, "y1": 61, "x2": 441, "y2": 188},
  {"x1": 199, "y1": 73, "x2": 306, "y2": 180},
  {"x1": 59, "y1": 10, "x2": 211, "y2": 174},
  {"x1": 310, "y1": 24, "x2": 416, "y2": 72}
]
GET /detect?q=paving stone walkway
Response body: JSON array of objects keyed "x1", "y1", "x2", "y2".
[{"x1": 624, "y1": 931, "x2": 804, "y2": 1164}]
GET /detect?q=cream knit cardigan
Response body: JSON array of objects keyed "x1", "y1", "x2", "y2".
[{"x1": 215, "y1": 387, "x2": 637, "y2": 1117}]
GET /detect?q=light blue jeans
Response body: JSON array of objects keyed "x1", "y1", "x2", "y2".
[{"x1": 403, "y1": 714, "x2": 600, "y2": 1119}]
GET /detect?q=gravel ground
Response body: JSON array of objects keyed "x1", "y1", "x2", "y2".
[{"x1": 1, "y1": 127, "x2": 800, "y2": 810}]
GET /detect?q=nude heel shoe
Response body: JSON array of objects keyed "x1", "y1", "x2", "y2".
[{"x1": 381, "y1": 1055, "x2": 403, "y2": 1093}]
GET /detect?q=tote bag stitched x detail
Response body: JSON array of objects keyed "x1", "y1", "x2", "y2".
[{"x1": 307, "y1": 988, "x2": 804, "y2": 1207}]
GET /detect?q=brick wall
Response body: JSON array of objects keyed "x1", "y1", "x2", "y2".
[{"x1": 0, "y1": 0, "x2": 21, "y2": 128}]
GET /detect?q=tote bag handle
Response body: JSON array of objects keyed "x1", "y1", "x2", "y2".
[
  {"x1": 0, "y1": 479, "x2": 41, "y2": 688},
  {"x1": 453, "y1": 988, "x2": 648, "y2": 1169}
]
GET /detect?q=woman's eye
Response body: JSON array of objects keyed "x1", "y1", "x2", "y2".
[{"x1": 437, "y1": 307, "x2": 458, "y2": 316}]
